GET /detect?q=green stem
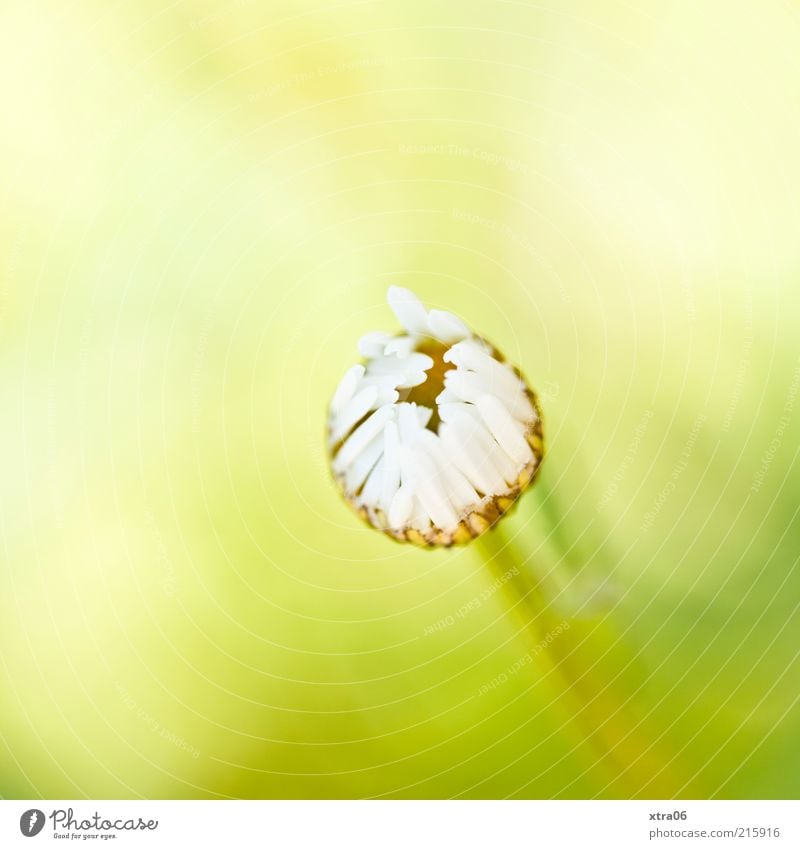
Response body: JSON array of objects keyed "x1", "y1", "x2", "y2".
[{"x1": 477, "y1": 525, "x2": 689, "y2": 798}]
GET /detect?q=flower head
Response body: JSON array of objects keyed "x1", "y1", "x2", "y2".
[{"x1": 328, "y1": 287, "x2": 544, "y2": 546}]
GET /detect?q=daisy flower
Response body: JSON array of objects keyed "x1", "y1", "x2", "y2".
[{"x1": 327, "y1": 287, "x2": 544, "y2": 546}]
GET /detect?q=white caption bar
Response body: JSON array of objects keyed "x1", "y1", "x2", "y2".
[{"x1": 1, "y1": 800, "x2": 797, "y2": 848}]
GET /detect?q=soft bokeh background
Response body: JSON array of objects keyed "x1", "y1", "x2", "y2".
[{"x1": 2, "y1": 0, "x2": 800, "y2": 799}]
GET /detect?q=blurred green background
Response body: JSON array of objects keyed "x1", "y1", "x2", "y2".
[{"x1": 2, "y1": 0, "x2": 800, "y2": 799}]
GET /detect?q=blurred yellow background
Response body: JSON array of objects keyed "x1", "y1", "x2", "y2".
[{"x1": 2, "y1": 0, "x2": 799, "y2": 798}]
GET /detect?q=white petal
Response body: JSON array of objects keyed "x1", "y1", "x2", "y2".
[
  {"x1": 360, "y1": 457, "x2": 384, "y2": 508},
  {"x1": 445, "y1": 342, "x2": 535, "y2": 420},
  {"x1": 476, "y1": 394, "x2": 533, "y2": 466},
  {"x1": 360, "y1": 375, "x2": 405, "y2": 405},
  {"x1": 439, "y1": 421, "x2": 505, "y2": 496},
  {"x1": 383, "y1": 336, "x2": 415, "y2": 357},
  {"x1": 358, "y1": 332, "x2": 392, "y2": 358},
  {"x1": 438, "y1": 400, "x2": 480, "y2": 425},
  {"x1": 375, "y1": 388, "x2": 401, "y2": 407},
  {"x1": 486, "y1": 438, "x2": 520, "y2": 485},
  {"x1": 365, "y1": 353, "x2": 432, "y2": 391},
  {"x1": 401, "y1": 445, "x2": 459, "y2": 530},
  {"x1": 416, "y1": 405, "x2": 433, "y2": 429},
  {"x1": 335, "y1": 405, "x2": 394, "y2": 468},
  {"x1": 388, "y1": 484, "x2": 414, "y2": 528},
  {"x1": 444, "y1": 367, "x2": 534, "y2": 421},
  {"x1": 330, "y1": 386, "x2": 377, "y2": 444},
  {"x1": 442, "y1": 413, "x2": 511, "y2": 492},
  {"x1": 361, "y1": 373, "x2": 404, "y2": 390},
  {"x1": 427, "y1": 309, "x2": 470, "y2": 343},
  {"x1": 439, "y1": 400, "x2": 523, "y2": 486},
  {"x1": 498, "y1": 387, "x2": 536, "y2": 423},
  {"x1": 396, "y1": 402, "x2": 424, "y2": 442},
  {"x1": 478, "y1": 426, "x2": 520, "y2": 485},
  {"x1": 440, "y1": 369, "x2": 487, "y2": 404},
  {"x1": 434, "y1": 388, "x2": 459, "y2": 406},
  {"x1": 363, "y1": 373, "x2": 422, "y2": 392},
  {"x1": 330, "y1": 365, "x2": 365, "y2": 415},
  {"x1": 366, "y1": 352, "x2": 433, "y2": 376},
  {"x1": 343, "y1": 434, "x2": 384, "y2": 492},
  {"x1": 379, "y1": 421, "x2": 401, "y2": 511},
  {"x1": 388, "y1": 286, "x2": 430, "y2": 335},
  {"x1": 418, "y1": 430, "x2": 478, "y2": 512},
  {"x1": 409, "y1": 495, "x2": 432, "y2": 532},
  {"x1": 444, "y1": 341, "x2": 516, "y2": 387},
  {"x1": 400, "y1": 371, "x2": 428, "y2": 388},
  {"x1": 357, "y1": 377, "x2": 401, "y2": 408}
]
